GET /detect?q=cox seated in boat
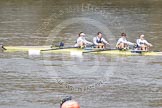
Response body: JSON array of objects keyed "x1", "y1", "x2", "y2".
[
  {"x1": 93, "y1": 32, "x2": 110, "y2": 49},
  {"x1": 136, "y1": 34, "x2": 152, "y2": 51},
  {"x1": 116, "y1": 33, "x2": 135, "y2": 50},
  {"x1": 74, "y1": 32, "x2": 93, "y2": 48}
]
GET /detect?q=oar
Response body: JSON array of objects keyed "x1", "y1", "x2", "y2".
[
  {"x1": 40, "y1": 46, "x2": 78, "y2": 52},
  {"x1": 28, "y1": 46, "x2": 78, "y2": 55},
  {"x1": 130, "y1": 50, "x2": 149, "y2": 53},
  {"x1": 40, "y1": 43, "x2": 95, "y2": 52},
  {"x1": 83, "y1": 48, "x2": 117, "y2": 53}
]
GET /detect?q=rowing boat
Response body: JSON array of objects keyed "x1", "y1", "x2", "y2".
[
  {"x1": 89, "y1": 49, "x2": 162, "y2": 56},
  {"x1": 2, "y1": 46, "x2": 162, "y2": 56},
  {"x1": 3, "y1": 46, "x2": 52, "y2": 51}
]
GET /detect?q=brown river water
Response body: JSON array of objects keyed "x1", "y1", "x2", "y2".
[{"x1": 0, "y1": 0, "x2": 162, "y2": 108}]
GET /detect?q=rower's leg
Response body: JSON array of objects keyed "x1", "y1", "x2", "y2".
[
  {"x1": 144, "y1": 45, "x2": 148, "y2": 51},
  {"x1": 141, "y1": 45, "x2": 145, "y2": 51},
  {"x1": 99, "y1": 45, "x2": 101, "y2": 49},
  {"x1": 101, "y1": 43, "x2": 105, "y2": 49},
  {"x1": 141, "y1": 47, "x2": 145, "y2": 51},
  {"x1": 147, "y1": 46, "x2": 150, "y2": 51},
  {"x1": 145, "y1": 46, "x2": 147, "y2": 51},
  {"x1": 79, "y1": 42, "x2": 84, "y2": 48},
  {"x1": 99, "y1": 43, "x2": 104, "y2": 49},
  {"x1": 97, "y1": 43, "x2": 102, "y2": 49},
  {"x1": 96, "y1": 45, "x2": 99, "y2": 48},
  {"x1": 102, "y1": 45, "x2": 105, "y2": 49},
  {"x1": 117, "y1": 43, "x2": 121, "y2": 49},
  {"x1": 99, "y1": 45, "x2": 102, "y2": 49},
  {"x1": 145, "y1": 45, "x2": 149, "y2": 51},
  {"x1": 121, "y1": 43, "x2": 125, "y2": 49},
  {"x1": 124, "y1": 44, "x2": 129, "y2": 49}
]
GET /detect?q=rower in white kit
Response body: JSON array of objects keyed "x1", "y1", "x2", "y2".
[
  {"x1": 136, "y1": 34, "x2": 152, "y2": 51},
  {"x1": 116, "y1": 33, "x2": 135, "y2": 50},
  {"x1": 93, "y1": 32, "x2": 110, "y2": 49},
  {"x1": 74, "y1": 32, "x2": 93, "y2": 48}
]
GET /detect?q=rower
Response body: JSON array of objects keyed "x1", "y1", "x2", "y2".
[
  {"x1": 116, "y1": 33, "x2": 135, "y2": 50},
  {"x1": 136, "y1": 34, "x2": 152, "y2": 51},
  {"x1": 74, "y1": 32, "x2": 93, "y2": 48},
  {"x1": 93, "y1": 32, "x2": 110, "y2": 49},
  {"x1": 60, "y1": 96, "x2": 80, "y2": 108}
]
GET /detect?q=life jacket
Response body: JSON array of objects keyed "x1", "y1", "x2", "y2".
[
  {"x1": 96, "y1": 37, "x2": 102, "y2": 43},
  {"x1": 139, "y1": 42, "x2": 144, "y2": 45}
]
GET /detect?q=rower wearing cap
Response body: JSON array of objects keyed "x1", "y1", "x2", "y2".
[
  {"x1": 93, "y1": 32, "x2": 110, "y2": 49},
  {"x1": 116, "y1": 33, "x2": 135, "y2": 49},
  {"x1": 136, "y1": 34, "x2": 152, "y2": 51},
  {"x1": 74, "y1": 32, "x2": 93, "y2": 48}
]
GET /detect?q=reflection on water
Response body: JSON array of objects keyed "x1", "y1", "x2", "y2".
[{"x1": 1, "y1": 0, "x2": 162, "y2": 108}]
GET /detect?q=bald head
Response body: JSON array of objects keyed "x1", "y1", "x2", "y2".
[{"x1": 61, "y1": 100, "x2": 80, "y2": 108}]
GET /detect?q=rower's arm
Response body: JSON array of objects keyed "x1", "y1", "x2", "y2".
[
  {"x1": 126, "y1": 41, "x2": 134, "y2": 45},
  {"x1": 84, "y1": 38, "x2": 93, "y2": 45},
  {"x1": 144, "y1": 40, "x2": 152, "y2": 46},
  {"x1": 102, "y1": 38, "x2": 109, "y2": 45}
]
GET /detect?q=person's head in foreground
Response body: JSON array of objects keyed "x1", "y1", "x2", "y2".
[{"x1": 60, "y1": 96, "x2": 80, "y2": 108}]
